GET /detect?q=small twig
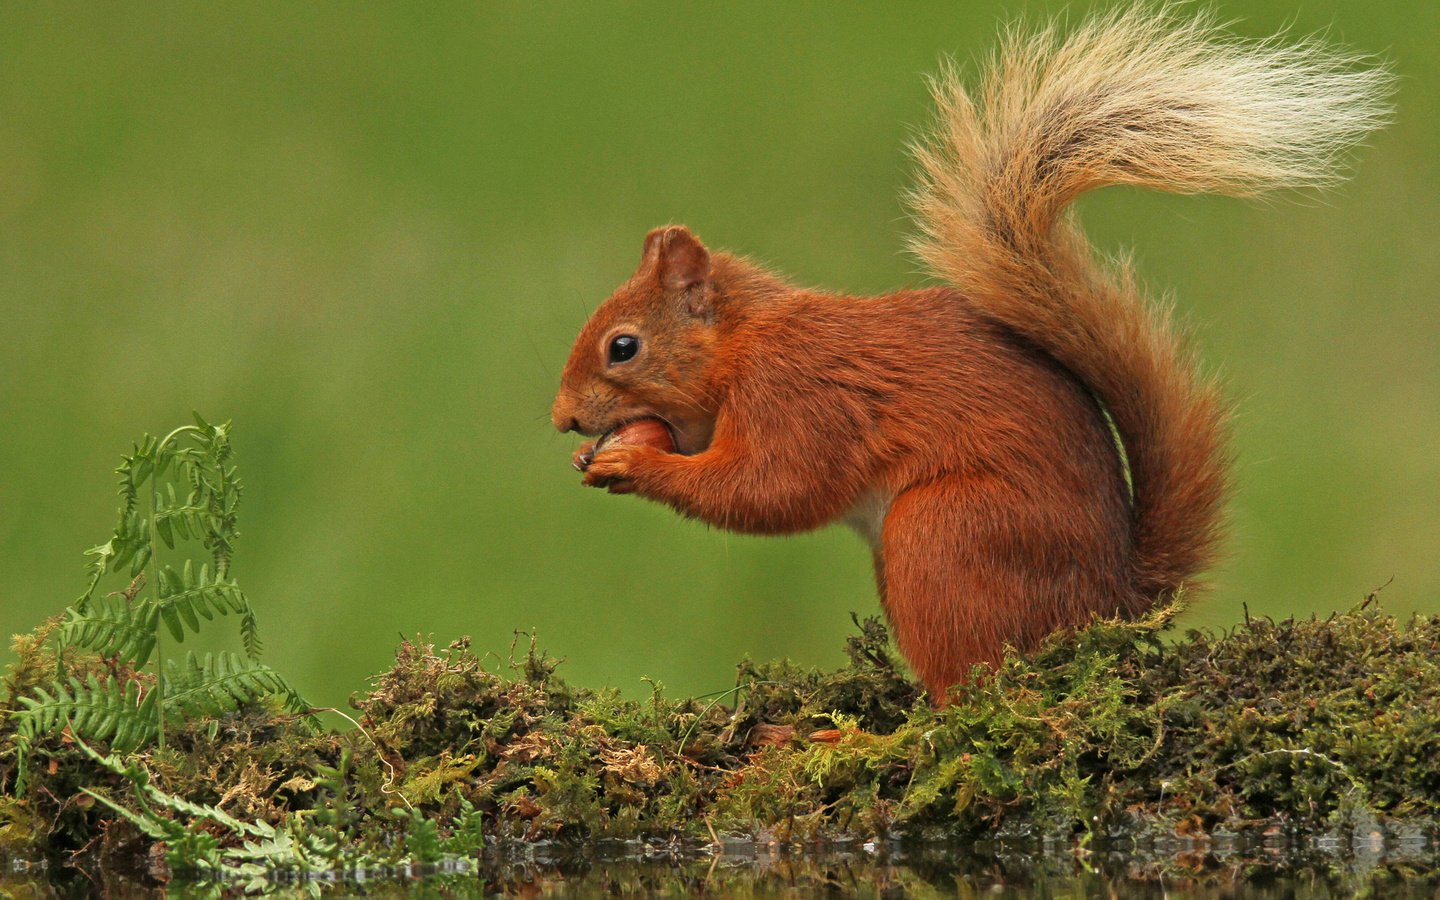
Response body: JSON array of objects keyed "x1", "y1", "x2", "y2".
[
  {"x1": 1223, "y1": 747, "x2": 1366, "y2": 792},
  {"x1": 104, "y1": 573, "x2": 147, "y2": 605},
  {"x1": 66, "y1": 823, "x2": 105, "y2": 864},
  {"x1": 665, "y1": 749, "x2": 729, "y2": 774},
  {"x1": 1361, "y1": 576, "x2": 1395, "y2": 610},
  {"x1": 310, "y1": 707, "x2": 414, "y2": 812},
  {"x1": 1136, "y1": 709, "x2": 1167, "y2": 766},
  {"x1": 677, "y1": 680, "x2": 780, "y2": 752}
]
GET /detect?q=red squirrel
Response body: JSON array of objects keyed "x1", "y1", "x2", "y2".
[{"x1": 550, "y1": 9, "x2": 1390, "y2": 698}]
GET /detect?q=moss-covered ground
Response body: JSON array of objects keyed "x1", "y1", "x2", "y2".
[{"x1": 4, "y1": 601, "x2": 1440, "y2": 891}]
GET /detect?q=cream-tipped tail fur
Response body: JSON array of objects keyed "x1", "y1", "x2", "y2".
[{"x1": 908, "y1": 6, "x2": 1393, "y2": 599}]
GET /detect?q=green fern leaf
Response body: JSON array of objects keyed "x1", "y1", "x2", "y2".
[
  {"x1": 15, "y1": 674, "x2": 158, "y2": 754},
  {"x1": 57, "y1": 595, "x2": 160, "y2": 667},
  {"x1": 108, "y1": 513, "x2": 151, "y2": 579},
  {"x1": 77, "y1": 510, "x2": 149, "y2": 610},
  {"x1": 240, "y1": 606, "x2": 263, "y2": 661},
  {"x1": 33, "y1": 415, "x2": 283, "y2": 790},
  {"x1": 163, "y1": 651, "x2": 309, "y2": 720},
  {"x1": 123, "y1": 435, "x2": 159, "y2": 492},
  {"x1": 154, "y1": 484, "x2": 209, "y2": 550},
  {"x1": 12, "y1": 676, "x2": 158, "y2": 792},
  {"x1": 75, "y1": 540, "x2": 117, "y2": 612},
  {"x1": 155, "y1": 560, "x2": 251, "y2": 643},
  {"x1": 79, "y1": 744, "x2": 268, "y2": 843},
  {"x1": 82, "y1": 788, "x2": 178, "y2": 841}
]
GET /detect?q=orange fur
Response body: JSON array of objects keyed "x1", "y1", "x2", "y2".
[{"x1": 551, "y1": 8, "x2": 1390, "y2": 698}]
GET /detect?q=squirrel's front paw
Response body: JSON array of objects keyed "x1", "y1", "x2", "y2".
[
  {"x1": 582, "y1": 444, "x2": 659, "y2": 494},
  {"x1": 572, "y1": 441, "x2": 597, "y2": 472}
]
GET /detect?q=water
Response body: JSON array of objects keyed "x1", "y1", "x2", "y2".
[{"x1": 7, "y1": 832, "x2": 1439, "y2": 896}]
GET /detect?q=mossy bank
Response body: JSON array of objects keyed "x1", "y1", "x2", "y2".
[{"x1": 5, "y1": 601, "x2": 1440, "y2": 888}]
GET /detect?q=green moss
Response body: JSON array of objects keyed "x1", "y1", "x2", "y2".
[{"x1": 5, "y1": 601, "x2": 1440, "y2": 887}]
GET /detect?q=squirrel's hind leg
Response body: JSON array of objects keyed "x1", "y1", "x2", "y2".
[{"x1": 877, "y1": 474, "x2": 1125, "y2": 700}]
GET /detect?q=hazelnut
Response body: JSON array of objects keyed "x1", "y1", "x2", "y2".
[{"x1": 595, "y1": 417, "x2": 676, "y2": 455}]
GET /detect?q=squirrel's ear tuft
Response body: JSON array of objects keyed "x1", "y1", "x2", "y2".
[{"x1": 642, "y1": 225, "x2": 711, "y2": 295}]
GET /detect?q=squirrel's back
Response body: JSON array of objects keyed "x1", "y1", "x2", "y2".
[{"x1": 909, "y1": 6, "x2": 1392, "y2": 600}]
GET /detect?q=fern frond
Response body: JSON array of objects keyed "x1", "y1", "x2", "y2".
[
  {"x1": 75, "y1": 541, "x2": 116, "y2": 613},
  {"x1": 155, "y1": 560, "x2": 252, "y2": 643},
  {"x1": 119, "y1": 434, "x2": 159, "y2": 496},
  {"x1": 152, "y1": 483, "x2": 205, "y2": 548},
  {"x1": 82, "y1": 788, "x2": 179, "y2": 841},
  {"x1": 37, "y1": 414, "x2": 282, "y2": 789},
  {"x1": 76, "y1": 735, "x2": 273, "y2": 840},
  {"x1": 188, "y1": 415, "x2": 242, "y2": 576},
  {"x1": 76, "y1": 514, "x2": 150, "y2": 611},
  {"x1": 164, "y1": 651, "x2": 309, "y2": 720},
  {"x1": 240, "y1": 606, "x2": 263, "y2": 661},
  {"x1": 110, "y1": 512, "x2": 152, "y2": 579},
  {"x1": 14, "y1": 674, "x2": 158, "y2": 763},
  {"x1": 57, "y1": 595, "x2": 160, "y2": 668},
  {"x1": 75, "y1": 736, "x2": 355, "y2": 881}
]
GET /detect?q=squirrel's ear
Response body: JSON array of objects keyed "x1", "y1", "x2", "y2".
[{"x1": 642, "y1": 225, "x2": 711, "y2": 299}]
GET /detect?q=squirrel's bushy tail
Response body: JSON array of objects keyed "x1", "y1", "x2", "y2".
[{"x1": 909, "y1": 6, "x2": 1391, "y2": 599}]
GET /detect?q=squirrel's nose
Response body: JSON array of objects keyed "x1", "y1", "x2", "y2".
[
  {"x1": 551, "y1": 395, "x2": 579, "y2": 433},
  {"x1": 551, "y1": 403, "x2": 579, "y2": 434}
]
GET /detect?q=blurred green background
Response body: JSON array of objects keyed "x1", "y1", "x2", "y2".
[{"x1": 2, "y1": 1, "x2": 1436, "y2": 709}]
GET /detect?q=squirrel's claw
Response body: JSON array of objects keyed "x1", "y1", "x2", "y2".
[
  {"x1": 582, "y1": 444, "x2": 652, "y2": 493},
  {"x1": 572, "y1": 441, "x2": 597, "y2": 472}
]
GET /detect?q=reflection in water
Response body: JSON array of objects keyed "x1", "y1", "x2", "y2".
[
  {"x1": 474, "y1": 835, "x2": 1440, "y2": 898},
  {"x1": 6, "y1": 832, "x2": 1440, "y2": 897}
]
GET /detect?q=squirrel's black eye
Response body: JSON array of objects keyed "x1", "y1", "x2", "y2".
[{"x1": 608, "y1": 334, "x2": 640, "y2": 364}]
